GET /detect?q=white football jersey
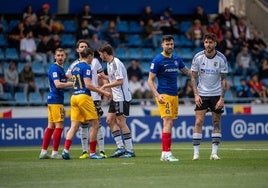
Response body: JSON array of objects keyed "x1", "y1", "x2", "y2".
[
  {"x1": 107, "y1": 57, "x2": 132, "y2": 102},
  {"x1": 191, "y1": 50, "x2": 228, "y2": 96}
]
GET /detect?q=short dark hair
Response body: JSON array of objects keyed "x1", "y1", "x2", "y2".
[
  {"x1": 98, "y1": 44, "x2": 114, "y2": 56},
  {"x1": 80, "y1": 47, "x2": 94, "y2": 58},
  {"x1": 203, "y1": 33, "x2": 217, "y2": 42},
  {"x1": 162, "y1": 35, "x2": 174, "y2": 42},
  {"x1": 76, "y1": 39, "x2": 89, "y2": 49}
]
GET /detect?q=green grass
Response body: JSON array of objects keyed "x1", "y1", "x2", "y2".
[{"x1": 0, "y1": 141, "x2": 268, "y2": 188}]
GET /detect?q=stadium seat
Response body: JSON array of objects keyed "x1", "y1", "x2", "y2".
[
  {"x1": 141, "y1": 48, "x2": 154, "y2": 61},
  {"x1": 61, "y1": 34, "x2": 76, "y2": 47},
  {"x1": 141, "y1": 61, "x2": 151, "y2": 75},
  {"x1": 63, "y1": 20, "x2": 76, "y2": 33},
  {"x1": 126, "y1": 34, "x2": 142, "y2": 47},
  {"x1": 180, "y1": 35, "x2": 194, "y2": 47},
  {"x1": 64, "y1": 91, "x2": 71, "y2": 105},
  {"x1": 7, "y1": 20, "x2": 20, "y2": 33},
  {"x1": 128, "y1": 48, "x2": 141, "y2": 60},
  {"x1": 180, "y1": 21, "x2": 192, "y2": 33},
  {"x1": 5, "y1": 48, "x2": 19, "y2": 61},
  {"x1": 129, "y1": 21, "x2": 142, "y2": 34},
  {"x1": 115, "y1": 47, "x2": 128, "y2": 61},
  {"x1": 28, "y1": 92, "x2": 43, "y2": 106},
  {"x1": 0, "y1": 48, "x2": 5, "y2": 61},
  {"x1": 117, "y1": 21, "x2": 129, "y2": 33},
  {"x1": 14, "y1": 92, "x2": 28, "y2": 106},
  {"x1": 180, "y1": 48, "x2": 193, "y2": 61},
  {"x1": 0, "y1": 34, "x2": 8, "y2": 47},
  {"x1": 32, "y1": 62, "x2": 46, "y2": 76}
]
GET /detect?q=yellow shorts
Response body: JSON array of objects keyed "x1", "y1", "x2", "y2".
[
  {"x1": 70, "y1": 94, "x2": 98, "y2": 122},
  {"x1": 156, "y1": 94, "x2": 178, "y2": 119},
  {"x1": 48, "y1": 104, "x2": 65, "y2": 123}
]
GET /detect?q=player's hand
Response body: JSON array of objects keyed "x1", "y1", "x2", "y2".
[
  {"x1": 215, "y1": 97, "x2": 224, "y2": 110},
  {"x1": 195, "y1": 95, "x2": 202, "y2": 107},
  {"x1": 157, "y1": 94, "x2": 165, "y2": 104}
]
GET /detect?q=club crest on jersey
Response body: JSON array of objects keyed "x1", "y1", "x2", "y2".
[
  {"x1": 174, "y1": 61, "x2": 178, "y2": 66},
  {"x1": 52, "y1": 72, "x2": 57, "y2": 78},
  {"x1": 214, "y1": 62, "x2": 219, "y2": 68}
]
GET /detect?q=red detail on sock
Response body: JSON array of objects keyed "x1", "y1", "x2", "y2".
[
  {"x1": 42, "y1": 128, "x2": 54, "y2": 150},
  {"x1": 64, "y1": 139, "x2": 72, "y2": 150},
  {"x1": 89, "y1": 140, "x2": 97, "y2": 154},
  {"x1": 162, "y1": 132, "x2": 171, "y2": 152},
  {"x1": 52, "y1": 128, "x2": 63, "y2": 151}
]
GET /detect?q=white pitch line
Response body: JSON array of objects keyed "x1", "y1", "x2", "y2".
[{"x1": 0, "y1": 147, "x2": 268, "y2": 152}]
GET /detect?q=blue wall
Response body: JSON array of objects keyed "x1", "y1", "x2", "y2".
[{"x1": 0, "y1": 0, "x2": 219, "y2": 15}]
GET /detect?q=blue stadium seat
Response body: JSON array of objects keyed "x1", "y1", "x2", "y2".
[
  {"x1": 126, "y1": 34, "x2": 142, "y2": 47},
  {"x1": 14, "y1": 92, "x2": 28, "y2": 106},
  {"x1": 141, "y1": 61, "x2": 151, "y2": 75},
  {"x1": 61, "y1": 34, "x2": 76, "y2": 47},
  {"x1": 179, "y1": 48, "x2": 193, "y2": 61},
  {"x1": 28, "y1": 92, "x2": 43, "y2": 106},
  {"x1": 115, "y1": 47, "x2": 128, "y2": 61},
  {"x1": 180, "y1": 21, "x2": 192, "y2": 33},
  {"x1": 0, "y1": 48, "x2": 5, "y2": 61},
  {"x1": 180, "y1": 35, "x2": 194, "y2": 47},
  {"x1": 117, "y1": 21, "x2": 129, "y2": 33},
  {"x1": 8, "y1": 20, "x2": 20, "y2": 33},
  {"x1": 63, "y1": 20, "x2": 76, "y2": 33},
  {"x1": 0, "y1": 34, "x2": 8, "y2": 47},
  {"x1": 129, "y1": 21, "x2": 142, "y2": 34},
  {"x1": 141, "y1": 48, "x2": 154, "y2": 61},
  {"x1": 32, "y1": 62, "x2": 46, "y2": 76},
  {"x1": 5, "y1": 48, "x2": 19, "y2": 61},
  {"x1": 64, "y1": 91, "x2": 71, "y2": 105},
  {"x1": 128, "y1": 48, "x2": 141, "y2": 60}
]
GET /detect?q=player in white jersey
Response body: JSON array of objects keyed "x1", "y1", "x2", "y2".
[
  {"x1": 98, "y1": 44, "x2": 135, "y2": 158},
  {"x1": 190, "y1": 33, "x2": 228, "y2": 161},
  {"x1": 66, "y1": 39, "x2": 107, "y2": 158}
]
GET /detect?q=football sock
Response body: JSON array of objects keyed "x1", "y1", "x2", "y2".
[
  {"x1": 89, "y1": 140, "x2": 97, "y2": 154},
  {"x1": 211, "y1": 133, "x2": 222, "y2": 155},
  {"x1": 112, "y1": 130, "x2": 124, "y2": 148},
  {"x1": 97, "y1": 126, "x2": 105, "y2": 152},
  {"x1": 64, "y1": 139, "x2": 72, "y2": 151},
  {"x1": 52, "y1": 128, "x2": 63, "y2": 152},
  {"x1": 193, "y1": 133, "x2": 202, "y2": 154},
  {"x1": 80, "y1": 125, "x2": 89, "y2": 153},
  {"x1": 41, "y1": 128, "x2": 54, "y2": 151},
  {"x1": 123, "y1": 132, "x2": 133, "y2": 152},
  {"x1": 162, "y1": 132, "x2": 171, "y2": 152}
]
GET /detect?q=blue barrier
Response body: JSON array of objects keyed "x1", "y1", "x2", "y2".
[{"x1": 0, "y1": 115, "x2": 267, "y2": 146}]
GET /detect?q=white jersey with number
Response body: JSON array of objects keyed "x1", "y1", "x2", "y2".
[
  {"x1": 107, "y1": 57, "x2": 132, "y2": 102},
  {"x1": 66, "y1": 58, "x2": 103, "y2": 100},
  {"x1": 191, "y1": 50, "x2": 228, "y2": 96}
]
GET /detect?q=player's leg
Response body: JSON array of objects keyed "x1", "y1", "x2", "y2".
[
  {"x1": 210, "y1": 112, "x2": 222, "y2": 160},
  {"x1": 39, "y1": 122, "x2": 54, "y2": 159},
  {"x1": 192, "y1": 109, "x2": 206, "y2": 160},
  {"x1": 79, "y1": 123, "x2": 89, "y2": 159}
]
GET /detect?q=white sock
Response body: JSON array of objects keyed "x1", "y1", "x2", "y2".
[
  {"x1": 41, "y1": 149, "x2": 47, "y2": 155},
  {"x1": 81, "y1": 126, "x2": 89, "y2": 153},
  {"x1": 211, "y1": 143, "x2": 219, "y2": 155},
  {"x1": 51, "y1": 151, "x2": 58, "y2": 156},
  {"x1": 97, "y1": 126, "x2": 105, "y2": 152}
]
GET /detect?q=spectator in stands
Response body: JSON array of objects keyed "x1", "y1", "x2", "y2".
[
  {"x1": 259, "y1": 58, "x2": 268, "y2": 87},
  {"x1": 129, "y1": 75, "x2": 144, "y2": 100},
  {"x1": 139, "y1": 5, "x2": 158, "y2": 27},
  {"x1": 4, "y1": 60, "x2": 19, "y2": 99},
  {"x1": 78, "y1": 4, "x2": 94, "y2": 24},
  {"x1": 8, "y1": 21, "x2": 25, "y2": 50},
  {"x1": 192, "y1": 5, "x2": 209, "y2": 30},
  {"x1": 102, "y1": 20, "x2": 121, "y2": 48},
  {"x1": 76, "y1": 19, "x2": 93, "y2": 40},
  {"x1": 51, "y1": 34, "x2": 61, "y2": 50},
  {"x1": 38, "y1": 3, "x2": 53, "y2": 32},
  {"x1": 88, "y1": 32, "x2": 107, "y2": 53},
  {"x1": 23, "y1": 15, "x2": 35, "y2": 34},
  {"x1": 34, "y1": 17, "x2": 52, "y2": 39},
  {"x1": 20, "y1": 29, "x2": 43, "y2": 64},
  {"x1": 22, "y1": 5, "x2": 38, "y2": 27},
  {"x1": 178, "y1": 78, "x2": 194, "y2": 105},
  {"x1": 218, "y1": 30, "x2": 237, "y2": 68},
  {"x1": 232, "y1": 17, "x2": 250, "y2": 41},
  {"x1": 235, "y1": 45, "x2": 257, "y2": 78},
  {"x1": 248, "y1": 30, "x2": 268, "y2": 63},
  {"x1": 37, "y1": 34, "x2": 56, "y2": 65},
  {"x1": 207, "y1": 20, "x2": 223, "y2": 42},
  {"x1": 127, "y1": 59, "x2": 143, "y2": 82},
  {"x1": 19, "y1": 63, "x2": 39, "y2": 101},
  {"x1": 236, "y1": 77, "x2": 252, "y2": 103},
  {"x1": 185, "y1": 19, "x2": 206, "y2": 48},
  {"x1": 247, "y1": 73, "x2": 268, "y2": 103},
  {"x1": 142, "y1": 18, "x2": 163, "y2": 48},
  {"x1": 158, "y1": 7, "x2": 179, "y2": 35},
  {"x1": 215, "y1": 7, "x2": 238, "y2": 33}
]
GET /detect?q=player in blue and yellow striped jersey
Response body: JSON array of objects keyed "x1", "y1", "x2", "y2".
[{"x1": 62, "y1": 47, "x2": 110, "y2": 160}]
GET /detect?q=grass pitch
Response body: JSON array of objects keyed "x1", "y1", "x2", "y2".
[{"x1": 0, "y1": 141, "x2": 267, "y2": 188}]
